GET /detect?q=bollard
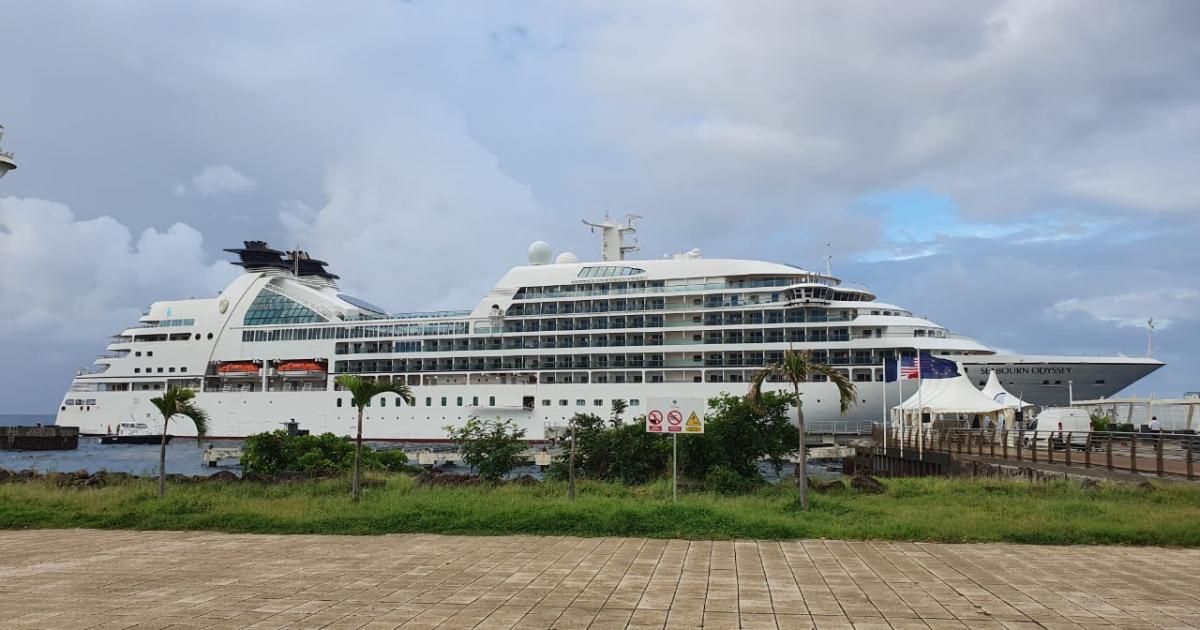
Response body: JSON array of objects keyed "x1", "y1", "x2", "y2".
[
  {"x1": 1015, "y1": 430, "x2": 1022, "y2": 461},
  {"x1": 1047, "y1": 433, "x2": 1054, "y2": 464},
  {"x1": 1130, "y1": 435, "x2": 1138, "y2": 474},
  {"x1": 1002, "y1": 430, "x2": 1008, "y2": 459},
  {"x1": 1064, "y1": 433, "x2": 1072, "y2": 467},
  {"x1": 1084, "y1": 433, "x2": 1091, "y2": 468},
  {"x1": 1106, "y1": 433, "x2": 1114, "y2": 470},
  {"x1": 1188, "y1": 436, "x2": 1195, "y2": 480},
  {"x1": 1031, "y1": 432, "x2": 1037, "y2": 463}
]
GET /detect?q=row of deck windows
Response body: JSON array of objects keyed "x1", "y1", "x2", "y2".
[{"x1": 334, "y1": 396, "x2": 641, "y2": 408}]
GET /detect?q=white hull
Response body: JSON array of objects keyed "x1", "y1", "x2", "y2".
[{"x1": 55, "y1": 361, "x2": 1157, "y2": 440}]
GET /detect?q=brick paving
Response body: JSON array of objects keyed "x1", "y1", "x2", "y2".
[{"x1": 1, "y1": 530, "x2": 1199, "y2": 629}]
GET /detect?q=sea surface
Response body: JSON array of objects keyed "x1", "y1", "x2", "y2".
[{"x1": 0, "y1": 414, "x2": 839, "y2": 480}]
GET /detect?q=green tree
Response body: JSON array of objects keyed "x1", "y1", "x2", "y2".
[
  {"x1": 547, "y1": 412, "x2": 670, "y2": 485},
  {"x1": 445, "y1": 417, "x2": 528, "y2": 482},
  {"x1": 150, "y1": 386, "x2": 210, "y2": 498},
  {"x1": 679, "y1": 392, "x2": 798, "y2": 484},
  {"x1": 336, "y1": 374, "x2": 415, "y2": 501},
  {"x1": 748, "y1": 348, "x2": 856, "y2": 509}
]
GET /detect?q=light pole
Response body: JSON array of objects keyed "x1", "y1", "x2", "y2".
[{"x1": 0, "y1": 125, "x2": 16, "y2": 178}]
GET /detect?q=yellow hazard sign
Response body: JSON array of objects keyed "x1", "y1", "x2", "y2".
[{"x1": 684, "y1": 410, "x2": 704, "y2": 433}]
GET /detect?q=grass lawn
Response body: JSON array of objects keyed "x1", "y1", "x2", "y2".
[{"x1": 1, "y1": 475, "x2": 1198, "y2": 546}]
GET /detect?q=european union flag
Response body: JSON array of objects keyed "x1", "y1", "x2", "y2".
[{"x1": 884, "y1": 352, "x2": 960, "y2": 381}]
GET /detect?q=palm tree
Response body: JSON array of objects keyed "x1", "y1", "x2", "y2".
[
  {"x1": 150, "y1": 386, "x2": 210, "y2": 498},
  {"x1": 748, "y1": 348, "x2": 856, "y2": 510},
  {"x1": 336, "y1": 374, "x2": 415, "y2": 502}
]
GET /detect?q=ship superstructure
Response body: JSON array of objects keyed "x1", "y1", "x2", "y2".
[{"x1": 56, "y1": 218, "x2": 1164, "y2": 439}]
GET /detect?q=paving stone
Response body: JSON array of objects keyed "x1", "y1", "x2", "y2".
[{"x1": 0, "y1": 531, "x2": 1197, "y2": 629}]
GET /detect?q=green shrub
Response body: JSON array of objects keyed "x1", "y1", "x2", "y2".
[
  {"x1": 242, "y1": 431, "x2": 393, "y2": 474},
  {"x1": 704, "y1": 465, "x2": 762, "y2": 495},
  {"x1": 445, "y1": 417, "x2": 527, "y2": 482},
  {"x1": 545, "y1": 411, "x2": 671, "y2": 485},
  {"x1": 680, "y1": 392, "x2": 798, "y2": 483},
  {"x1": 1090, "y1": 414, "x2": 1112, "y2": 431}
]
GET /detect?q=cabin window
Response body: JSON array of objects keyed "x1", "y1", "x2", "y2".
[
  {"x1": 542, "y1": 399, "x2": 551, "y2": 406},
  {"x1": 395, "y1": 397, "x2": 402, "y2": 406},
  {"x1": 425, "y1": 397, "x2": 432, "y2": 407},
  {"x1": 180, "y1": 367, "x2": 187, "y2": 373},
  {"x1": 576, "y1": 399, "x2": 586, "y2": 406},
  {"x1": 135, "y1": 351, "x2": 142, "y2": 357},
  {"x1": 156, "y1": 368, "x2": 163, "y2": 373},
  {"x1": 147, "y1": 351, "x2": 153, "y2": 357},
  {"x1": 629, "y1": 399, "x2": 640, "y2": 407},
  {"x1": 594, "y1": 399, "x2": 603, "y2": 406},
  {"x1": 1094, "y1": 379, "x2": 1106, "y2": 385},
  {"x1": 456, "y1": 397, "x2": 463, "y2": 406},
  {"x1": 489, "y1": 396, "x2": 496, "y2": 406},
  {"x1": 169, "y1": 367, "x2": 175, "y2": 373},
  {"x1": 379, "y1": 398, "x2": 386, "y2": 407},
  {"x1": 134, "y1": 368, "x2": 140, "y2": 373},
  {"x1": 559, "y1": 399, "x2": 568, "y2": 406},
  {"x1": 336, "y1": 398, "x2": 342, "y2": 407},
  {"x1": 440, "y1": 397, "x2": 447, "y2": 406}
]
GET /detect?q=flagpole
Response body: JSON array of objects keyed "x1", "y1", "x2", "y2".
[
  {"x1": 917, "y1": 352, "x2": 924, "y2": 459},
  {"x1": 898, "y1": 355, "x2": 904, "y2": 457},
  {"x1": 881, "y1": 357, "x2": 887, "y2": 450}
]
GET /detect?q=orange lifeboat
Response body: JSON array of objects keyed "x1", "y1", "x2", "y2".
[
  {"x1": 217, "y1": 361, "x2": 261, "y2": 377},
  {"x1": 277, "y1": 360, "x2": 326, "y2": 376}
]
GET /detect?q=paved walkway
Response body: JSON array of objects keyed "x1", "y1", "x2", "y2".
[{"x1": 1, "y1": 530, "x2": 1198, "y2": 629}]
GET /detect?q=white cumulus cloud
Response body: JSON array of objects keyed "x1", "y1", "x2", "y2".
[
  {"x1": 187, "y1": 164, "x2": 257, "y2": 198},
  {"x1": 1050, "y1": 289, "x2": 1200, "y2": 329}
]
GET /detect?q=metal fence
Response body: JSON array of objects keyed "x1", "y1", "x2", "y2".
[{"x1": 876, "y1": 427, "x2": 1199, "y2": 480}]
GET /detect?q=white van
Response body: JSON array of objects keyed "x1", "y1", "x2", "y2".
[{"x1": 1024, "y1": 407, "x2": 1093, "y2": 449}]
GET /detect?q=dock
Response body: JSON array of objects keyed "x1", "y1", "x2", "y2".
[
  {"x1": 856, "y1": 426, "x2": 1199, "y2": 482},
  {"x1": 0, "y1": 426, "x2": 78, "y2": 451}
]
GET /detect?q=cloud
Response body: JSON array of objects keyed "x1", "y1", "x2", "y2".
[
  {"x1": 186, "y1": 165, "x2": 257, "y2": 198},
  {"x1": 1050, "y1": 290, "x2": 1200, "y2": 329},
  {"x1": 0, "y1": 197, "x2": 237, "y2": 410},
  {"x1": 279, "y1": 117, "x2": 546, "y2": 310}
]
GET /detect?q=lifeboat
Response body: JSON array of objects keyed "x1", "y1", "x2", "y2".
[
  {"x1": 217, "y1": 361, "x2": 261, "y2": 377},
  {"x1": 277, "y1": 360, "x2": 326, "y2": 376}
]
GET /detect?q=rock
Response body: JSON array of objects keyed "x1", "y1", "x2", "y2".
[
  {"x1": 415, "y1": 471, "x2": 480, "y2": 487},
  {"x1": 510, "y1": 474, "x2": 540, "y2": 486},
  {"x1": 1138, "y1": 480, "x2": 1156, "y2": 492},
  {"x1": 242, "y1": 471, "x2": 277, "y2": 484},
  {"x1": 1079, "y1": 478, "x2": 1100, "y2": 490},
  {"x1": 208, "y1": 470, "x2": 239, "y2": 482},
  {"x1": 808, "y1": 477, "x2": 844, "y2": 493},
  {"x1": 850, "y1": 474, "x2": 886, "y2": 494},
  {"x1": 0, "y1": 468, "x2": 11, "y2": 483}
]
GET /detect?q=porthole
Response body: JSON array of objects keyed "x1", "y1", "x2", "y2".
[{"x1": 207, "y1": 333, "x2": 213, "y2": 340}]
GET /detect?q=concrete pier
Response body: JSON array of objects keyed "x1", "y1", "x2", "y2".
[{"x1": 0, "y1": 425, "x2": 78, "y2": 450}]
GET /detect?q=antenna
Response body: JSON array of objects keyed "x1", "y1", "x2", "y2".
[
  {"x1": 1146, "y1": 318, "x2": 1156, "y2": 358},
  {"x1": 824, "y1": 243, "x2": 832, "y2": 277},
  {"x1": 293, "y1": 244, "x2": 301, "y2": 277}
]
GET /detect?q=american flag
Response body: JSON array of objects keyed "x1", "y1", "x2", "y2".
[{"x1": 900, "y1": 355, "x2": 921, "y2": 379}]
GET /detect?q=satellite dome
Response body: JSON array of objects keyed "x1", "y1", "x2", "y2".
[
  {"x1": 527, "y1": 241, "x2": 552, "y2": 265},
  {"x1": 555, "y1": 251, "x2": 578, "y2": 264}
]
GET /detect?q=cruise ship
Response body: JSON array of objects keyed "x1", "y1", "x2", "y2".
[{"x1": 55, "y1": 217, "x2": 1164, "y2": 439}]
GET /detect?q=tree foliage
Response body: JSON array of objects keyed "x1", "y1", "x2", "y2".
[
  {"x1": 679, "y1": 392, "x2": 799, "y2": 483},
  {"x1": 241, "y1": 431, "x2": 411, "y2": 475},
  {"x1": 445, "y1": 417, "x2": 528, "y2": 482},
  {"x1": 546, "y1": 412, "x2": 671, "y2": 485},
  {"x1": 151, "y1": 386, "x2": 209, "y2": 498}
]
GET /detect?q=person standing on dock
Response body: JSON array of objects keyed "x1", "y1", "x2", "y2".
[{"x1": 1149, "y1": 416, "x2": 1162, "y2": 432}]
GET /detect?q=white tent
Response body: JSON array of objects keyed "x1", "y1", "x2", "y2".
[
  {"x1": 891, "y1": 374, "x2": 1012, "y2": 428},
  {"x1": 979, "y1": 371, "x2": 1035, "y2": 411}
]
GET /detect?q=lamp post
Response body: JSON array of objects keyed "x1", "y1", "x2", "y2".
[{"x1": 0, "y1": 125, "x2": 16, "y2": 178}]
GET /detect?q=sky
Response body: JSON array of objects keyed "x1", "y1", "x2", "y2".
[{"x1": 2, "y1": 0, "x2": 1199, "y2": 413}]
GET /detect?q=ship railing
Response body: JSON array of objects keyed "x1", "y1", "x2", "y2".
[
  {"x1": 806, "y1": 419, "x2": 877, "y2": 435},
  {"x1": 877, "y1": 427, "x2": 1199, "y2": 480}
]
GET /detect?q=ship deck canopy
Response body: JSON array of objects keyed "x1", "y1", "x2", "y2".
[
  {"x1": 980, "y1": 371, "x2": 1036, "y2": 410},
  {"x1": 892, "y1": 374, "x2": 1012, "y2": 427}
]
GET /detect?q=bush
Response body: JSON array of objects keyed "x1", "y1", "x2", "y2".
[
  {"x1": 680, "y1": 392, "x2": 799, "y2": 484},
  {"x1": 1090, "y1": 414, "x2": 1112, "y2": 431},
  {"x1": 241, "y1": 431, "x2": 413, "y2": 474},
  {"x1": 445, "y1": 417, "x2": 528, "y2": 482},
  {"x1": 545, "y1": 411, "x2": 671, "y2": 485},
  {"x1": 704, "y1": 465, "x2": 762, "y2": 495}
]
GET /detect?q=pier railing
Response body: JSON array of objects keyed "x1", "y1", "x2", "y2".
[{"x1": 875, "y1": 427, "x2": 1198, "y2": 480}]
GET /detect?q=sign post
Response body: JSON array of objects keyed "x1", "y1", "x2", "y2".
[{"x1": 647, "y1": 398, "x2": 705, "y2": 503}]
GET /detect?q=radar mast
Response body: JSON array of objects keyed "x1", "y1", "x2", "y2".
[{"x1": 582, "y1": 214, "x2": 640, "y2": 261}]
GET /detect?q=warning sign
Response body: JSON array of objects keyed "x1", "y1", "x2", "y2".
[
  {"x1": 646, "y1": 398, "x2": 705, "y2": 435},
  {"x1": 646, "y1": 409, "x2": 664, "y2": 433}
]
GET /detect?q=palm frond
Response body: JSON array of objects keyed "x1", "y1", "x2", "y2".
[
  {"x1": 150, "y1": 386, "x2": 209, "y2": 443},
  {"x1": 746, "y1": 365, "x2": 780, "y2": 409},
  {"x1": 805, "y1": 362, "x2": 858, "y2": 414},
  {"x1": 337, "y1": 374, "x2": 415, "y2": 409}
]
